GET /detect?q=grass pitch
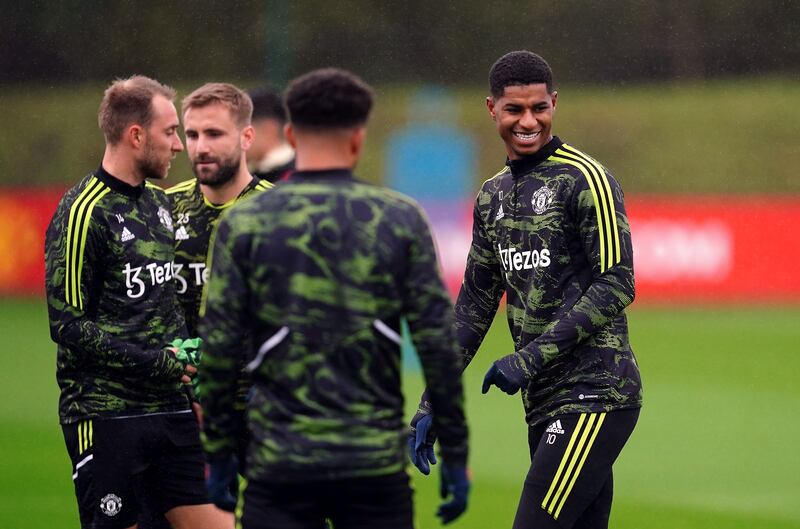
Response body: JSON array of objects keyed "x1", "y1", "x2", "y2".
[{"x1": 1, "y1": 299, "x2": 798, "y2": 528}]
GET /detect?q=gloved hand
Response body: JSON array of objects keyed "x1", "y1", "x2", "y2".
[
  {"x1": 437, "y1": 463, "x2": 470, "y2": 524},
  {"x1": 481, "y1": 353, "x2": 531, "y2": 396},
  {"x1": 207, "y1": 454, "x2": 238, "y2": 512},
  {"x1": 408, "y1": 396, "x2": 437, "y2": 474}
]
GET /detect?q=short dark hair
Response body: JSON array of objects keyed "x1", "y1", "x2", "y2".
[
  {"x1": 248, "y1": 86, "x2": 287, "y2": 124},
  {"x1": 98, "y1": 75, "x2": 176, "y2": 144},
  {"x1": 489, "y1": 51, "x2": 554, "y2": 98},
  {"x1": 285, "y1": 68, "x2": 373, "y2": 130}
]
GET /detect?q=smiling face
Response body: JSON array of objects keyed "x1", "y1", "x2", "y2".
[
  {"x1": 184, "y1": 102, "x2": 251, "y2": 187},
  {"x1": 486, "y1": 83, "x2": 557, "y2": 160}
]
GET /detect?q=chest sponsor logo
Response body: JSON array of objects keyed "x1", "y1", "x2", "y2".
[
  {"x1": 498, "y1": 244, "x2": 551, "y2": 271},
  {"x1": 532, "y1": 186, "x2": 554, "y2": 214},
  {"x1": 123, "y1": 261, "x2": 176, "y2": 299},
  {"x1": 157, "y1": 207, "x2": 173, "y2": 232},
  {"x1": 173, "y1": 262, "x2": 209, "y2": 294}
]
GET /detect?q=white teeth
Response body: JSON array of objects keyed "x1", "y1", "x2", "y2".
[{"x1": 515, "y1": 131, "x2": 539, "y2": 141}]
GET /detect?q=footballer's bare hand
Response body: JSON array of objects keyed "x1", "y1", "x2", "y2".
[{"x1": 181, "y1": 364, "x2": 197, "y2": 384}]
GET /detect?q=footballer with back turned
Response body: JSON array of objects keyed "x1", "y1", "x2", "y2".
[
  {"x1": 44, "y1": 76, "x2": 231, "y2": 529},
  {"x1": 199, "y1": 68, "x2": 470, "y2": 528},
  {"x1": 409, "y1": 51, "x2": 643, "y2": 529}
]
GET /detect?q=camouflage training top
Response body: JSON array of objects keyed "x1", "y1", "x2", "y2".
[
  {"x1": 45, "y1": 167, "x2": 190, "y2": 424},
  {"x1": 166, "y1": 176, "x2": 272, "y2": 337},
  {"x1": 455, "y1": 137, "x2": 642, "y2": 427},
  {"x1": 200, "y1": 169, "x2": 468, "y2": 482}
]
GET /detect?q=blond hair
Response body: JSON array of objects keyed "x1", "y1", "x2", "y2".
[{"x1": 182, "y1": 83, "x2": 253, "y2": 128}]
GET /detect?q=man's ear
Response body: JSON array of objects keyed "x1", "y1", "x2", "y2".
[
  {"x1": 284, "y1": 123, "x2": 296, "y2": 149},
  {"x1": 486, "y1": 97, "x2": 497, "y2": 121},
  {"x1": 350, "y1": 126, "x2": 366, "y2": 156},
  {"x1": 126, "y1": 124, "x2": 145, "y2": 149},
  {"x1": 241, "y1": 125, "x2": 255, "y2": 150}
]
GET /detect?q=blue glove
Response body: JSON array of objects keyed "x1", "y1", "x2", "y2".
[
  {"x1": 408, "y1": 408, "x2": 437, "y2": 475},
  {"x1": 207, "y1": 454, "x2": 238, "y2": 512},
  {"x1": 481, "y1": 353, "x2": 531, "y2": 395},
  {"x1": 437, "y1": 463, "x2": 470, "y2": 524}
]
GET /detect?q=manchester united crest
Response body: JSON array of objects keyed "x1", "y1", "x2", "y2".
[
  {"x1": 157, "y1": 206, "x2": 174, "y2": 232},
  {"x1": 100, "y1": 493, "x2": 122, "y2": 516},
  {"x1": 532, "y1": 186, "x2": 554, "y2": 214}
]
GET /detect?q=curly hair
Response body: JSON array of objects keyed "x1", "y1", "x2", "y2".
[{"x1": 285, "y1": 68, "x2": 373, "y2": 130}]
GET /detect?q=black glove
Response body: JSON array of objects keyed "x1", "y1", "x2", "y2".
[
  {"x1": 437, "y1": 463, "x2": 470, "y2": 524},
  {"x1": 207, "y1": 454, "x2": 238, "y2": 512},
  {"x1": 482, "y1": 353, "x2": 533, "y2": 395},
  {"x1": 408, "y1": 397, "x2": 437, "y2": 474}
]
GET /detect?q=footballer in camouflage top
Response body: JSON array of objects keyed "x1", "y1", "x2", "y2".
[
  {"x1": 455, "y1": 50, "x2": 641, "y2": 529},
  {"x1": 457, "y1": 134, "x2": 642, "y2": 426},
  {"x1": 200, "y1": 171, "x2": 469, "y2": 482},
  {"x1": 170, "y1": 83, "x2": 277, "y2": 516},
  {"x1": 46, "y1": 75, "x2": 229, "y2": 529},
  {"x1": 202, "y1": 68, "x2": 468, "y2": 529},
  {"x1": 46, "y1": 167, "x2": 190, "y2": 423}
]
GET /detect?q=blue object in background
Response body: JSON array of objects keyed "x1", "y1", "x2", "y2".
[
  {"x1": 401, "y1": 318, "x2": 421, "y2": 372},
  {"x1": 389, "y1": 87, "x2": 475, "y2": 373},
  {"x1": 385, "y1": 86, "x2": 475, "y2": 202}
]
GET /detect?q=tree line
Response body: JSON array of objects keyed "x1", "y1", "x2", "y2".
[{"x1": 3, "y1": 0, "x2": 798, "y2": 87}]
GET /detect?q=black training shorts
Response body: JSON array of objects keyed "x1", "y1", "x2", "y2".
[
  {"x1": 512, "y1": 408, "x2": 640, "y2": 529},
  {"x1": 240, "y1": 471, "x2": 413, "y2": 529},
  {"x1": 62, "y1": 411, "x2": 208, "y2": 529}
]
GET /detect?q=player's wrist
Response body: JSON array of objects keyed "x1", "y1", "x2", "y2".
[
  {"x1": 439, "y1": 452, "x2": 468, "y2": 468},
  {"x1": 154, "y1": 347, "x2": 188, "y2": 380}
]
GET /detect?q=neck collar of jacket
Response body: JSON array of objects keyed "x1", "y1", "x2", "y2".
[
  {"x1": 506, "y1": 136, "x2": 563, "y2": 178},
  {"x1": 290, "y1": 168, "x2": 354, "y2": 181},
  {"x1": 96, "y1": 165, "x2": 145, "y2": 199}
]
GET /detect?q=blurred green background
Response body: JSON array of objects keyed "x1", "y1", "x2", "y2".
[
  {"x1": 2, "y1": 301, "x2": 799, "y2": 528},
  {"x1": 3, "y1": 79, "x2": 800, "y2": 193},
  {"x1": 2, "y1": 1, "x2": 799, "y2": 192},
  {"x1": 2, "y1": 2, "x2": 799, "y2": 528}
]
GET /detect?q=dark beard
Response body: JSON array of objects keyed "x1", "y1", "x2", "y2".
[{"x1": 193, "y1": 156, "x2": 240, "y2": 188}]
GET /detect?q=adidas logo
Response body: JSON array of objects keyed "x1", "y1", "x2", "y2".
[
  {"x1": 495, "y1": 204, "x2": 505, "y2": 220},
  {"x1": 546, "y1": 420, "x2": 565, "y2": 435},
  {"x1": 121, "y1": 227, "x2": 135, "y2": 242},
  {"x1": 175, "y1": 226, "x2": 189, "y2": 241}
]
